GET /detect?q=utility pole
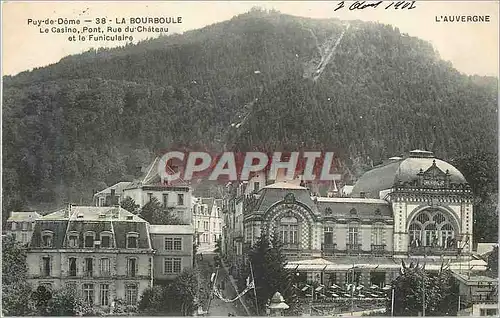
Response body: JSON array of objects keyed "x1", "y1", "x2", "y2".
[
  {"x1": 250, "y1": 261, "x2": 259, "y2": 316},
  {"x1": 422, "y1": 280, "x2": 426, "y2": 317},
  {"x1": 207, "y1": 267, "x2": 219, "y2": 314},
  {"x1": 391, "y1": 287, "x2": 395, "y2": 316}
]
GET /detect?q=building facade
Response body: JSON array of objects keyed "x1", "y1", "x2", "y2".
[
  {"x1": 5, "y1": 211, "x2": 41, "y2": 245},
  {"x1": 192, "y1": 197, "x2": 223, "y2": 251},
  {"x1": 223, "y1": 150, "x2": 485, "y2": 287},
  {"x1": 149, "y1": 225, "x2": 194, "y2": 284},
  {"x1": 93, "y1": 182, "x2": 131, "y2": 207},
  {"x1": 26, "y1": 206, "x2": 154, "y2": 307}
]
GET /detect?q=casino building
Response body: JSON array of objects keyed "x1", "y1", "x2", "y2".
[{"x1": 222, "y1": 150, "x2": 486, "y2": 287}]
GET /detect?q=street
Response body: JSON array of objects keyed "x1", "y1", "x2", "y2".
[{"x1": 196, "y1": 253, "x2": 250, "y2": 316}]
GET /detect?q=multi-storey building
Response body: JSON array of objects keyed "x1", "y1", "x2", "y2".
[
  {"x1": 223, "y1": 150, "x2": 487, "y2": 287},
  {"x1": 122, "y1": 157, "x2": 193, "y2": 225},
  {"x1": 149, "y1": 225, "x2": 194, "y2": 284},
  {"x1": 454, "y1": 272, "x2": 498, "y2": 316},
  {"x1": 93, "y1": 182, "x2": 131, "y2": 207},
  {"x1": 5, "y1": 211, "x2": 41, "y2": 245},
  {"x1": 192, "y1": 197, "x2": 223, "y2": 251},
  {"x1": 26, "y1": 205, "x2": 154, "y2": 307}
]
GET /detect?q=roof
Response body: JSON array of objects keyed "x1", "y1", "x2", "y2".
[
  {"x1": 201, "y1": 198, "x2": 215, "y2": 211},
  {"x1": 316, "y1": 197, "x2": 392, "y2": 218},
  {"x1": 126, "y1": 156, "x2": 190, "y2": 189},
  {"x1": 94, "y1": 182, "x2": 131, "y2": 196},
  {"x1": 7, "y1": 211, "x2": 41, "y2": 222},
  {"x1": 29, "y1": 206, "x2": 151, "y2": 249},
  {"x1": 149, "y1": 224, "x2": 193, "y2": 235},
  {"x1": 253, "y1": 187, "x2": 319, "y2": 215},
  {"x1": 264, "y1": 181, "x2": 307, "y2": 190},
  {"x1": 351, "y1": 151, "x2": 467, "y2": 198}
]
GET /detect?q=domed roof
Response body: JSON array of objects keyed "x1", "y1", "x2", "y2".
[{"x1": 351, "y1": 150, "x2": 467, "y2": 199}]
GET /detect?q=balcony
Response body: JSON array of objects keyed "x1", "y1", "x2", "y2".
[
  {"x1": 371, "y1": 244, "x2": 388, "y2": 255},
  {"x1": 321, "y1": 243, "x2": 337, "y2": 256},
  {"x1": 408, "y1": 246, "x2": 459, "y2": 256},
  {"x1": 346, "y1": 243, "x2": 362, "y2": 254}
]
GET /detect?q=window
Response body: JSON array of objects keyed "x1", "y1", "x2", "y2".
[
  {"x1": 11, "y1": 222, "x2": 17, "y2": 230},
  {"x1": 372, "y1": 226, "x2": 384, "y2": 245},
  {"x1": 254, "y1": 182, "x2": 260, "y2": 192},
  {"x1": 324, "y1": 227, "x2": 334, "y2": 245},
  {"x1": 173, "y1": 238, "x2": 182, "y2": 251},
  {"x1": 84, "y1": 232, "x2": 95, "y2": 248},
  {"x1": 22, "y1": 222, "x2": 28, "y2": 230},
  {"x1": 41, "y1": 231, "x2": 53, "y2": 247},
  {"x1": 42, "y1": 256, "x2": 51, "y2": 276},
  {"x1": 99, "y1": 258, "x2": 110, "y2": 276},
  {"x1": 68, "y1": 257, "x2": 77, "y2": 277},
  {"x1": 213, "y1": 222, "x2": 216, "y2": 230},
  {"x1": 164, "y1": 258, "x2": 182, "y2": 274},
  {"x1": 279, "y1": 217, "x2": 298, "y2": 245},
  {"x1": 100, "y1": 233, "x2": 112, "y2": 248},
  {"x1": 480, "y1": 308, "x2": 498, "y2": 316},
  {"x1": 147, "y1": 193, "x2": 153, "y2": 202},
  {"x1": 163, "y1": 193, "x2": 168, "y2": 207},
  {"x1": 125, "y1": 284, "x2": 138, "y2": 305},
  {"x1": 126, "y1": 233, "x2": 138, "y2": 248},
  {"x1": 127, "y1": 258, "x2": 137, "y2": 277},
  {"x1": 177, "y1": 194, "x2": 184, "y2": 206},
  {"x1": 68, "y1": 233, "x2": 78, "y2": 248},
  {"x1": 83, "y1": 284, "x2": 94, "y2": 305},
  {"x1": 84, "y1": 258, "x2": 93, "y2": 277},
  {"x1": 348, "y1": 226, "x2": 359, "y2": 249},
  {"x1": 204, "y1": 221, "x2": 209, "y2": 231},
  {"x1": 99, "y1": 284, "x2": 109, "y2": 306},
  {"x1": 197, "y1": 221, "x2": 200, "y2": 229},
  {"x1": 165, "y1": 238, "x2": 173, "y2": 250},
  {"x1": 21, "y1": 232, "x2": 28, "y2": 244}
]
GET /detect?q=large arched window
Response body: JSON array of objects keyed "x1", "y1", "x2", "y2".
[
  {"x1": 408, "y1": 209, "x2": 457, "y2": 248},
  {"x1": 279, "y1": 216, "x2": 299, "y2": 247}
]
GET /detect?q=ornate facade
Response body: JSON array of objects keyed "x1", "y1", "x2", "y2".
[{"x1": 223, "y1": 150, "x2": 485, "y2": 287}]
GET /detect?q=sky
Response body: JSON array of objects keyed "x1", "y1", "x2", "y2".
[{"x1": 2, "y1": 1, "x2": 499, "y2": 77}]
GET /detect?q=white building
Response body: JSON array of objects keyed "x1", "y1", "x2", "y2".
[
  {"x1": 192, "y1": 197, "x2": 223, "y2": 252},
  {"x1": 5, "y1": 211, "x2": 41, "y2": 245}
]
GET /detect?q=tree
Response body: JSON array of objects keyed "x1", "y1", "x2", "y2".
[
  {"x1": 487, "y1": 245, "x2": 498, "y2": 277},
  {"x1": 2, "y1": 235, "x2": 37, "y2": 316},
  {"x1": 46, "y1": 287, "x2": 94, "y2": 316},
  {"x1": 138, "y1": 269, "x2": 198, "y2": 316},
  {"x1": 121, "y1": 196, "x2": 140, "y2": 214},
  {"x1": 139, "y1": 197, "x2": 184, "y2": 225},
  {"x1": 388, "y1": 261, "x2": 458, "y2": 316},
  {"x1": 247, "y1": 234, "x2": 301, "y2": 316}
]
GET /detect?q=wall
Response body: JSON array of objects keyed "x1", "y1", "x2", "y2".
[{"x1": 151, "y1": 233, "x2": 193, "y2": 281}]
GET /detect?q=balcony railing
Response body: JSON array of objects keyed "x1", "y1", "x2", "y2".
[
  {"x1": 346, "y1": 243, "x2": 362, "y2": 254},
  {"x1": 408, "y1": 246, "x2": 459, "y2": 256},
  {"x1": 371, "y1": 244, "x2": 387, "y2": 255},
  {"x1": 321, "y1": 243, "x2": 337, "y2": 256},
  {"x1": 283, "y1": 243, "x2": 300, "y2": 250}
]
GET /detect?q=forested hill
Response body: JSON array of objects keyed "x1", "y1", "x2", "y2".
[{"x1": 2, "y1": 9, "x2": 498, "y2": 220}]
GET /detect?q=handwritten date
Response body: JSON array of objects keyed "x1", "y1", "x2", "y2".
[{"x1": 334, "y1": 1, "x2": 417, "y2": 12}]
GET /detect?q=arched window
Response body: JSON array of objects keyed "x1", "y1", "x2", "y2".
[
  {"x1": 126, "y1": 232, "x2": 139, "y2": 249},
  {"x1": 409, "y1": 209, "x2": 457, "y2": 248},
  {"x1": 279, "y1": 216, "x2": 299, "y2": 247},
  {"x1": 67, "y1": 231, "x2": 79, "y2": 248},
  {"x1": 100, "y1": 231, "x2": 113, "y2": 248},
  {"x1": 84, "y1": 231, "x2": 96, "y2": 248}
]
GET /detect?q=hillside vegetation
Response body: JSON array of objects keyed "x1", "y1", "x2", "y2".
[{"x1": 2, "y1": 9, "x2": 497, "y2": 234}]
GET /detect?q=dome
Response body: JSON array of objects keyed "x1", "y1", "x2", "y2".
[{"x1": 351, "y1": 150, "x2": 467, "y2": 199}]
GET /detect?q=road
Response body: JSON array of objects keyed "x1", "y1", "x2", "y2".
[{"x1": 196, "y1": 253, "x2": 249, "y2": 316}]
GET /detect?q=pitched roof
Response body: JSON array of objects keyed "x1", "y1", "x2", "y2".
[
  {"x1": 252, "y1": 187, "x2": 319, "y2": 215},
  {"x1": 7, "y1": 211, "x2": 41, "y2": 221},
  {"x1": 94, "y1": 182, "x2": 131, "y2": 196},
  {"x1": 201, "y1": 198, "x2": 215, "y2": 211},
  {"x1": 126, "y1": 156, "x2": 190, "y2": 189},
  {"x1": 264, "y1": 181, "x2": 307, "y2": 190},
  {"x1": 149, "y1": 224, "x2": 193, "y2": 235}
]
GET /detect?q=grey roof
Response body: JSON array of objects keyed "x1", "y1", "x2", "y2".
[
  {"x1": 7, "y1": 211, "x2": 41, "y2": 222},
  {"x1": 149, "y1": 224, "x2": 194, "y2": 235},
  {"x1": 316, "y1": 197, "x2": 392, "y2": 219},
  {"x1": 94, "y1": 182, "x2": 131, "y2": 196},
  {"x1": 253, "y1": 186, "x2": 319, "y2": 215},
  {"x1": 29, "y1": 206, "x2": 151, "y2": 249},
  {"x1": 351, "y1": 154, "x2": 467, "y2": 198},
  {"x1": 201, "y1": 198, "x2": 215, "y2": 212}
]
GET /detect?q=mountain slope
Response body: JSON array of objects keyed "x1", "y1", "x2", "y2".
[{"x1": 2, "y1": 9, "x2": 498, "y2": 217}]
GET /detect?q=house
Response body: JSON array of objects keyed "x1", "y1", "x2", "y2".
[
  {"x1": 26, "y1": 205, "x2": 154, "y2": 307},
  {"x1": 192, "y1": 197, "x2": 223, "y2": 252},
  {"x1": 454, "y1": 271, "x2": 498, "y2": 316},
  {"x1": 149, "y1": 225, "x2": 194, "y2": 285},
  {"x1": 5, "y1": 211, "x2": 41, "y2": 245},
  {"x1": 93, "y1": 182, "x2": 131, "y2": 207}
]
